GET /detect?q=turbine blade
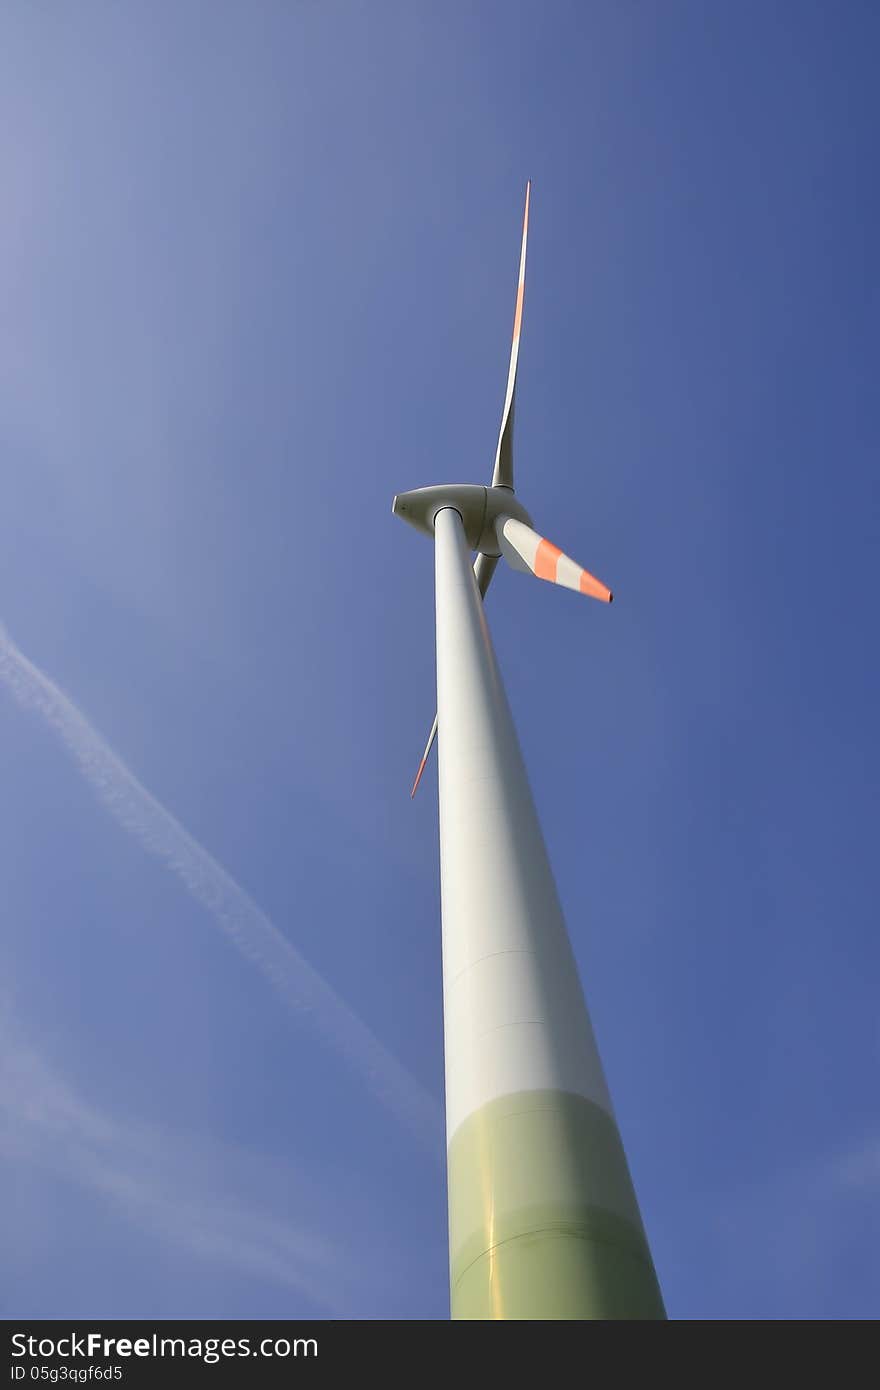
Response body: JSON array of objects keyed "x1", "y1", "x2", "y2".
[
  {"x1": 411, "y1": 552, "x2": 500, "y2": 797},
  {"x1": 473, "y1": 550, "x2": 500, "y2": 599},
  {"x1": 498, "y1": 516, "x2": 613, "y2": 603},
  {"x1": 491, "y1": 181, "x2": 530, "y2": 491},
  {"x1": 411, "y1": 714, "x2": 437, "y2": 798}
]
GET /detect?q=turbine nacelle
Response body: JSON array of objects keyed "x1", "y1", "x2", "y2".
[{"x1": 392, "y1": 484, "x2": 533, "y2": 556}]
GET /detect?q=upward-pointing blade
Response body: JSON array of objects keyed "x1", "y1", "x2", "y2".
[
  {"x1": 411, "y1": 552, "x2": 499, "y2": 797},
  {"x1": 491, "y1": 182, "x2": 530, "y2": 492}
]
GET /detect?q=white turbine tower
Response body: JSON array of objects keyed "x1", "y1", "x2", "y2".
[{"x1": 393, "y1": 185, "x2": 665, "y2": 1321}]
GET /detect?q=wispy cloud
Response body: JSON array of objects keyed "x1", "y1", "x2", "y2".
[
  {"x1": 698, "y1": 1134, "x2": 880, "y2": 1318},
  {"x1": 0, "y1": 1006, "x2": 402, "y2": 1315},
  {"x1": 0, "y1": 625, "x2": 442, "y2": 1150},
  {"x1": 827, "y1": 1136, "x2": 880, "y2": 1195}
]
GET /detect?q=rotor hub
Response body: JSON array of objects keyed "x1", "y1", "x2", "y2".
[{"x1": 392, "y1": 484, "x2": 533, "y2": 556}]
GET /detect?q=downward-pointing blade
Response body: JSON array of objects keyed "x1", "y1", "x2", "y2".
[
  {"x1": 473, "y1": 550, "x2": 500, "y2": 600},
  {"x1": 498, "y1": 515, "x2": 613, "y2": 603},
  {"x1": 411, "y1": 552, "x2": 500, "y2": 797},
  {"x1": 491, "y1": 182, "x2": 530, "y2": 491},
  {"x1": 411, "y1": 713, "x2": 438, "y2": 799}
]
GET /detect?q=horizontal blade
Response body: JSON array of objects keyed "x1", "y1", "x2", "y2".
[
  {"x1": 411, "y1": 552, "x2": 500, "y2": 797},
  {"x1": 498, "y1": 515, "x2": 613, "y2": 603},
  {"x1": 491, "y1": 182, "x2": 530, "y2": 491}
]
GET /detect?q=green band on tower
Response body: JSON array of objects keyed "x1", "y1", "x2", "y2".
[{"x1": 447, "y1": 1091, "x2": 665, "y2": 1320}]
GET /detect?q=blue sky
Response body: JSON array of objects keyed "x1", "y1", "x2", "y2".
[{"x1": 1, "y1": 2, "x2": 877, "y2": 1319}]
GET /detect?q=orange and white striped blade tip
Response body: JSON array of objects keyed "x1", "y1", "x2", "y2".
[
  {"x1": 491, "y1": 181, "x2": 530, "y2": 490},
  {"x1": 411, "y1": 713, "x2": 438, "y2": 798},
  {"x1": 498, "y1": 515, "x2": 613, "y2": 603}
]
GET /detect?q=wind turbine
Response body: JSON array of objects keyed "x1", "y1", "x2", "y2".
[{"x1": 393, "y1": 184, "x2": 665, "y2": 1320}]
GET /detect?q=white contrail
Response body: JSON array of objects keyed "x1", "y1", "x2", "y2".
[
  {"x1": 0, "y1": 627, "x2": 441, "y2": 1149},
  {"x1": 0, "y1": 1007, "x2": 410, "y2": 1314}
]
